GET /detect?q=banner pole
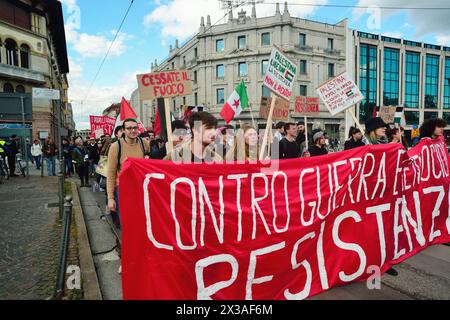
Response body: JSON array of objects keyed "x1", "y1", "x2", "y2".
[
  {"x1": 249, "y1": 103, "x2": 257, "y2": 129},
  {"x1": 260, "y1": 94, "x2": 277, "y2": 160},
  {"x1": 165, "y1": 98, "x2": 173, "y2": 154},
  {"x1": 346, "y1": 107, "x2": 365, "y2": 136}
]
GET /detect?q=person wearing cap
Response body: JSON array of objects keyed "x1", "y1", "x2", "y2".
[
  {"x1": 364, "y1": 117, "x2": 389, "y2": 145},
  {"x1": 307, "y1": 131, "x2": 328, "y2": 157},
  {"x1": 344, "y1": 127, "x2": 366, "y2": 150}
]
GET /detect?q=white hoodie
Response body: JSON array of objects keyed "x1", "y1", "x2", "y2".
[{"x1": 31, "y1": 143, "x2": 42, "y2": 156}]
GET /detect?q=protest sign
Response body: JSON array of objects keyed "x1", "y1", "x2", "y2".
[
  {"x1": 317, "y1": 72, "x2": 364, "y2": 116},
  {"x1": 137, "y1": 70, "x2": 193, "y2": 100},
  {"x1": 293, "y1": 96, "x2": 319, "y2": 116},
  {"x1": 89, "y1": 116, "x2": 115, "y2": 138},
  {"x1": 263, "y1": 47, "x2": 297, "y2": 101},
  {"x1": 120, "y1": 138, "x2": 450, "y2": 300},
  {"x1": 260, "y1": 96, "x2": 290, "y2": 121},
  {"x1": 379, "y1": 106, "x2": 397, "y2": 124}
]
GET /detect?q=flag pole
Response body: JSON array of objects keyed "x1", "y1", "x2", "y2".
[
  {"x1": 165, "y1": 97, "x2": 174, "y2": 154},
  {"x1": 249, "y1": 103, "x2": 257, "y2": 129}
]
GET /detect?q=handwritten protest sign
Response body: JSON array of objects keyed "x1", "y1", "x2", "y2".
[
  {"x1": 260, "y1": 96, "x2": 289, "y2": 121},
  {"x1": 317, "y1": 72, "x2": 364, "y2": 116},
  {"x1": 89, "y1": 116, "x2": 115, "y2": 138},
  {"x1": 137, "y1": 70, "x2": 193, "y2": 100},
  {"x1": 120, "y1": 138, "x2": 450, "y2": 300},
  {"x1": 263, "y1": 47, "x2": 297, "y2": 101},
  {"x1": 379, "y1": 106, "x2": 397, "y2": 124},
  {"x1": 293, "y1": 96, "x2": 319, "y2": 116}
]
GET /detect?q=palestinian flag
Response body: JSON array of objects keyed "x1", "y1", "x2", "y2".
[{"x1": 220, "y1": 80, "x2": 249, "y2": 124}]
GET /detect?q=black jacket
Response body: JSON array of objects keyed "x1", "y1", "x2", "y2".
[
  {"x1": 308, "y1": 145, "x2": 328, "y2": 157},
  {"x1": 344, "y1": 139, "x2": 366, "y2": 150}
]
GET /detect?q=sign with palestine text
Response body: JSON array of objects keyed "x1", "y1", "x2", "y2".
[
  {"x1": 316, "y1": 72, "x2": 364, "y2": 116},
  {"x1": 263, "y1": 47, "x2": 297, "y2": 101}
]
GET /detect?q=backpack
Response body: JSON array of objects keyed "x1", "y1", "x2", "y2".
[{"x1": 117, "y1": 137, "x2": 146, "y2": 170}]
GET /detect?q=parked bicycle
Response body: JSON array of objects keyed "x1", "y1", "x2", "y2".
[{"x1": 15, "y1": 153, "x2": 26, "y2": 177}]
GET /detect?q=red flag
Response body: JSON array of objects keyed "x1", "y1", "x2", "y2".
[{"x1": 120, "y1": 97, "x2": 138, "y2": 121}]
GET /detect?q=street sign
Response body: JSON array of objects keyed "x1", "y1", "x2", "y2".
[
  {"x1": 263, "y1": 47, "x2": 297, "y2": 101},
  {"x1": 316, "y1": 72, "x2": 364, "y2": 116},
  {"x1": 32, "y1": 88, "x2": 60, "y2": 100}
]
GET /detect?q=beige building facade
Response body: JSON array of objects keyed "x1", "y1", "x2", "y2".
[{"x1": 0, "y1": 0, "x2": 71, "y2": 142}]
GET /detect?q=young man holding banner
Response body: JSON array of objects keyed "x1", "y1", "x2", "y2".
[{"x1": 107, "y1": 118, "x2": 150, "y2": 230}]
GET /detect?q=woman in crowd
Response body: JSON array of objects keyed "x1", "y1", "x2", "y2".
[
  {"x1": 30, "y1": 139, "x2": 42, "y2": 170},
  {"x1": 225, "y1": 123, "x2": 259, "y2": 162},
  {"x1": 72, "y1": 138, "x2": 90, "y2": 188},
  {"x1": 418, "y1": 118, "x2": 447, "y2": 142},
  {"x1": 344, "y1": 127, "x2": 365, "y2": 150},
  {"x1": 387, "y1": 126, "x2": 408, "y2": 149},
  {"x1": 365, "y1": 117, "x2": 389, "y2": 145}
]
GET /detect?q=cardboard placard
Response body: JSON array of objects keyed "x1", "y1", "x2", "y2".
[
  {"x1": 293, "y1": 96, "x2": 319, "y2": 116},
  {"x1": 260, "y1": 96, "x2": 289, "y2": 121},
  {"x1": 263, "y1": 47, "x2": 297, "y2": 101},
  {"x1": 137, "y1": 70, "x2": 193, "y2": 100},
  {"x1": 316, "y1": 72, "x2": 364, "y2": 116},
  {"x1": 379, "y1": 106, "x2": 397, "y2": 124}
]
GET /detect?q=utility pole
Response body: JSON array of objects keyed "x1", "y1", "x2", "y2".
[{"x1": 20, "y1": 95, "x2": 29, "y2": 179}]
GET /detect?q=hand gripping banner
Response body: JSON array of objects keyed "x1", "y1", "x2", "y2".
[{"x1": 120, "y1": 138, "x2": 450, "y2": 300}]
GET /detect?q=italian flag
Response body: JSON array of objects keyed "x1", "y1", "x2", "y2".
[{"x1": 220, "y1": 80, "x2": 249, "y2": 124}]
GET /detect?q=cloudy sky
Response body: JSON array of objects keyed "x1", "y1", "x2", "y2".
[{"x1": 60, "y1": 0, "x2": 450, "y2": 130}]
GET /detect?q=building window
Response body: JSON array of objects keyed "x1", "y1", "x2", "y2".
[
  {"x1": 183, "y1": 97, "x2": 186, "y2": 105},
  {"x1": 262, "y1": 85, "x2": 270, "y2": 97},
  {"x1": 328, "y1": 63, "x2": 335, "y2": 77},
  {"x1": 20, "y1": 44, "x2": 30, "y2": 69},
  {"x1": 3, "y1": 83, "x2": 14, "y2": 93},
  {"x1": 182, "y1": 56, "x2": 186, "y2": 66},
  {"x1": 216, "y1": 39, "x2": 224, "y2": 52},
  {"x1": 383, "y1": 48, "x2": 399, "y2": 106},
  {"x1": 300, "y1": 60, "x2": 307, "y2": 74},
  {"x1": 404, "y1": 51, "x2": 420, "y2": 108},
  {"x1": 359, "y1": 44, "x2": 377, "y2": 122},
  {"x1": 239, "y1": 62, "x2": 247, "y2": 77},
  {"x1": 238, "y1": 35, "x2": 246, "y2": 49},
  {"x1": 444, "y1": 57, "x2": 450, "y2": 109},
  {"x1": 16, "y1": 85, "x2": 25, "y2": 93},
  {"x1": 300, "y1": 85, "x2": 307, "y2": 96},
  {"x1": 328, "y1": 38, "x2": 334, "y2": 50},
  {"x1": 425, "y1": 54, "x2": 439, "y2": 109},
  {"x1": 405, "y1": 111, "x2": 420, "y2": 125},
  {"x1": 5, "y1": 39, "x2": 18, "y2": 66},
  {"x1": 216, "y1": 64, "x2": 225, "y2": 78},
  {"x1": 171, "y1": 61, "x2": 175, "y2": 69},
  {"x1": 261, "y1": 32, "x2": 270, "y2": 46},
  {"x1": 194, "y1": 48, "x2": 198, "y2": 58},
  {"x1": 194, "y1": 70, "x2": 197, "y2": 83},
  {"x1": 299, "y1": 33, "x2": 306, "y2": 46},
  {"x1": 261, "y1": 60, "x2": 268, "y2": 75},
  {"x1": 217, "y1": 88, "x2": 225, "y2": 104},
  {"x1": 194, "y1": 92, "x2": 198, "y2": 105}
]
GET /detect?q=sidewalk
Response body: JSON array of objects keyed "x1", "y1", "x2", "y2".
[{"x1": 0, "y1": 174, "x2": 60, "y2": 299}]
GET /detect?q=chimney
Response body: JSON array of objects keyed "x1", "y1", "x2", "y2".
[
  {"x1": 283, "y1": 1, "x2": 290, "y2": 19},
  {"x1": 275, "y1": 2, "x2": 281, "y2": 18},
  {"x1": 252, "y1": 3, "x2": 256, "y2": 19},
  {"x1": 200, "y1": 16, "x2": 205, "y2": 32},
  {"x1": 228, "y1": 9, "x2": 233, "y2": 22},
  {"x1": 175, "y1": 39, "x2": 179, "y2": 48},
  {"x1": 207, "y1": 15, "x2": 211, "y2": 27}
]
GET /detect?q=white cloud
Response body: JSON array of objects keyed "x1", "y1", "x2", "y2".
[
  {"x1": 144, "y1": 0, "x2": 328, "y2": 41},
  {"x1": 71, "y1": 31, "x2": 130, "y2": 58},
  {"x1": 69, "y1": 70, "x2": 147, "y2": 130},
  {"x1": 435, "y1": 34, "x2": 450, "y2": 46},
  {"x1": 353, "y1": 0, "x2": 450, "y2": 37},
  {"x1": 382, "y1": 31, "x2": 403, "y2": 39}
]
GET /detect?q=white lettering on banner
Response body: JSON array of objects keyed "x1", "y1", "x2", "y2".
[
  {"x1": 393, "y1": 198, "x2": 406, "y2": 260},
  {"x1": 357, "y1": 153, "x2": 376, "y2": 202},
  {"x1": 271, "y1": 172, "x2": 291, "y2": 233},
  {"x1": 332, "y1": 211, "x2": 367, "y2": 282},
  {"x1": 171, "y1": 178, "x2": 197, "y2": 250},
  {"x1": 421, "y1": 146, "x2": 431, "y2": 182},
  {"x1": 317, "y1": 164, "x2": 334, "y2": 219},
  {"x1": 371, "y1": 153, "x2": 387, "y2": 200},
  {"x1": 196, "y1": 254, "x2": 239, "y2": 300},
  {"x1": 347, "y1": 158, "x2": 363, "y2": 204},
  {"x1": 366, "y1": 204, "x2": 390, "y2": 266},
  {"x1": 228, "y1": 174, "x2": 248, "y2": 242},
  {"x1": 251, "y1": 173, "x2": 272, "y2": 239},
  {"x1": 411, "y1": 192, "x2": 426, "y2": 246},
  {"x1": 246, "y1": 242, "x2": 286, "y2": 300},
  {"x1": 332, "y1": 160, "x2": 347, "y2": 211},
  {"x1": 424, "y1": 186, "x2": 444, "y2": 242},
  {"x1": 299, "y1": 168, "x2": 315, "y2": 226},
  {"x1": 199, "y1": 177, "x2": 225, "y2": 246},
  {"x1": 393, "y1": 149, "x2": 406, "y2": 195},
  {"x1": 143, "y1": 173, "x2": 173, "y2": 250},
  {"x1": 284, "y1": 232, "x2": 316, "y2": 300},
  {"x1": 317, "y1": 221, "x2": 329, "y2": 290}
]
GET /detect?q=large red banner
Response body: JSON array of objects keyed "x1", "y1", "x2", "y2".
[
  {"x1": 89, "y1": 115, "x2": 115, "y2": 138},
  {"x1": 120, "y1": 138, "x2": 450, "y2": 300}
]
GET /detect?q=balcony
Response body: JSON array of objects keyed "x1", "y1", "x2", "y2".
[
  {"x1": 324, "y1": 48, "x2": 341, "y2": 56},
  {"x1": 294, "y1": 44, "x2": 313, "y2": 52},
  {"x1": 0, "y1": 63, "x2": 45, "y2": 84}
]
